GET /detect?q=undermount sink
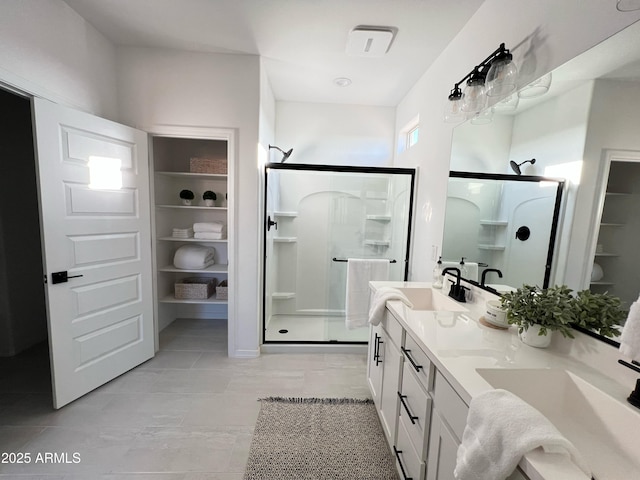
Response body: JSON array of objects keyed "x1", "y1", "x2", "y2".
[
  {"x1": 476, "y1": 368, "x2": 640, "y2": 479},
  {"x1": 395, "y1": 287, "x2": 468, "y2": 312}
]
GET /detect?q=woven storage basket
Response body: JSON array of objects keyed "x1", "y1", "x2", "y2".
[
  {"x1": 216, "y1": 280, "x2": 228, "y2": 300},
  {"x1": 190, "y1": 157, "x2": 227, "y2": 174},
  {"x1": 175, "y1": 277, "x2": 217, "y2": 299}
]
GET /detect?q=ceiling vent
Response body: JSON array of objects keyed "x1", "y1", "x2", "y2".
[{"x1": 346, "y1": 26, "x2": 397, "y2": 57}]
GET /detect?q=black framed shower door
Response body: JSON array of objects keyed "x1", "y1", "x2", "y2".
[{"x1": 262, "y1": 163, "x2": 415, "y2": 344}]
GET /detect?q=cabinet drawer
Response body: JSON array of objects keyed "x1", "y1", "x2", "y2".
[
  {"x1": 381, "y1": 309, "x2": 404, "y2": 348},
  {"x1": 402, "y1": 334, "x2": 434, "y2": 392},
  {"x1": 399, "y1": 362, "x2": 432, "y2": 458},
  {"x1": 433, "y1": 371, "x2": 469, "y2": 441},
  {"x1": 395, "y1": 416, "x2": 425, "y2": 480}
]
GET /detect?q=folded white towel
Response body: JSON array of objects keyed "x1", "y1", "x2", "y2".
[
  {"x1": 345, "y1": 259, "x2": 389, "y2": 329},
  {"x1": 454, "y1": 389, "x2": 591, "y2": 480},
  {"x1": 368, "y1": 287, "x2": 413, "y2": 326},
  {"x1": 193, "y1": 222, "x2": 225, "y2": 233},
  {"x1": 172, "y1": 227, "x2": 193, "y2": 238},
  {"x1": 173, "y1": 245, "x2": 215, "y2": 270},
  {"x1": 620, "y1": 293, "x2": 640, "y2": 361},
  {"x1": 194, "y1": 232, "x2": 226, "y2": 240}
]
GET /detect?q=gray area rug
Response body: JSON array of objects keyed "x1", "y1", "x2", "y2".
[{"x1": 244, "y1": 397, "x2": 399, "y2": 480}]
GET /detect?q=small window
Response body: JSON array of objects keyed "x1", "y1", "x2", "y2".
[{"x1": 407, "y1": 125, "x2": 419, "y2": 148}]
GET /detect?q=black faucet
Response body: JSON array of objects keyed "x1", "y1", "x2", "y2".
[
  {"x1": 442, "y1": 267, "x2": 468, "y2": 302},
  {"x1": 481, "y1": 268, "x2": 503, "y2": 287},
  {"x1": 618, "y1": 359, "x2": 640, "y2": 409}
]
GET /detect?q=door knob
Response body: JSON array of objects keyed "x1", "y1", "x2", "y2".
[
  {"x1": 51, "y1": 271, "x2": 84, "y2": 284},
  {"x1": 267, "y1": 215, "x2": 278, "y2": 231}
]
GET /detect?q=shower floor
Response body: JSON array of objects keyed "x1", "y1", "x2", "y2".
[{"x1": 265, "y1": 314, "x2": 369, "y2": 343}]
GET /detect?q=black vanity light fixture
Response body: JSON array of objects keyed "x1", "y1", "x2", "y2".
[
  {"x1": 268, "y1": 144, "x2": 293, "y2": 163},
  {"x1": 509, "y1": 158, "x2": 536, "y2": 175},
  {"x1": 445, "y1": 43, "x2": 518, "y2": 123}
]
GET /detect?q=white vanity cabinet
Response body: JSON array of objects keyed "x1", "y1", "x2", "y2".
[
  {"x1": 426, "y1": 371, "x2": 468, "y2": 480},
  {"x1": 379, "y1": 310, "x2": 404, "y2": 444},
  {"x1": 367, "y1": 306, "x2": 533, "y2": 480},
  {"x1": 367, "y1": 310, "x2": 404, "y2": 446},
  {"x1": 367, "y1": 322, "x2": 384, "y2": 406}
]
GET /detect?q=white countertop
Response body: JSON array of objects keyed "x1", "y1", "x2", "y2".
[{"x1": 370, "y1": 280, "x2": 640, "y2": 480}]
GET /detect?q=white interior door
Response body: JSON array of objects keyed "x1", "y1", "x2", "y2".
[{"x1": 33, "y1": 98, "x2": 154, "y2": 409}]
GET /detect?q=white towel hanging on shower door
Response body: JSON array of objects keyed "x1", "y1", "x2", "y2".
[{"x1": 345, "y1": 258, "x2": 390, "y2": 329}]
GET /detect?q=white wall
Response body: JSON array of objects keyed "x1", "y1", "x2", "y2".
[
  {"x1": 275, "y1": 102, "x2": 396, "y2": 166},
  {"x1": 394, "y1": 0, "x2": 640, "y2": 282},
  {"x1": 0, "y1": 0, "x2": 118, "y2": 119},
  {"x1": 450, "y1": 115, "x2": 514, "y2": 173},
  {"x1": 117, "y1": 47, "x2": 262, "y2": 357}
]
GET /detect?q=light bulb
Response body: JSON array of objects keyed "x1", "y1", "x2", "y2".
[{"x1": 486, "y1": 51, "x2": 518, "y2": 98}]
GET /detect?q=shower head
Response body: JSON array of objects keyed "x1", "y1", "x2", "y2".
[
  {"x1": 282, "y1": 148, "x2": 293, "y2": 162},
  {"x1": 269, "y1": 144, "x2": 294, "y2": 163},
  {"x1": 510, "y1": 158, "x2": 536, "y2": 175}
]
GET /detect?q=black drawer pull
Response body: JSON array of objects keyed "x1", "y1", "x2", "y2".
[
  {"x1": 397, "y1": 391, "x2": 419, "y2": 424},
  {"x1": 401, "y1": 347, "x2": 423, "y2": 372},
  {"x1": 393, "y1": 446, "x2": 413, "y2": 480},
  {"x1": 374, "y1": 335, "x2": 384, "y2": 366}
]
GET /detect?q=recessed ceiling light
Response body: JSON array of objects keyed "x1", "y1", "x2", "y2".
[{"x1": 334, "y1": 77, "x2": 352, "y2": 87}]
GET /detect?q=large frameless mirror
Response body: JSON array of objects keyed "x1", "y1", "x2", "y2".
[{"x1": 447, "y1": 21, "x2": 640, "y2": 343}]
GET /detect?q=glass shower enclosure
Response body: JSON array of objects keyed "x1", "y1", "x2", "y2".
[{"x1": 263, "y1": 164, "x2": 415, "y2": 344}]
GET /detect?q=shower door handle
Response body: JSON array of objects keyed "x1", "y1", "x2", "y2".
[{"x1": 267, "y1": 215, "x2": 278, "y2": 231}]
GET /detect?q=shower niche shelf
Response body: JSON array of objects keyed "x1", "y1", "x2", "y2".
[
  {"x1": 272, "y1": 292, "x2": 296, "y2": 300},
  {"x1": 273, "y1": 211, "x2": 298, "y2": 217},
  {"x1": 478, "y1": 244, "x2": 506, "y2": 251},
  {"x1": 479, "y1": 220, "x2": 508, "y2": 226},
  {"x1": 364, "y1": 239, "x2": 390, "y2": 246},
  {"x1": 273, "y1": 237, "x2": 297, "y2": 243},
  {"x1": 366, "y1": 214, "x2": 391, "y2": 221}
]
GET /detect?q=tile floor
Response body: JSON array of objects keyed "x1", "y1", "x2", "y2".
[{"x1": 0, "y1": 318, "x2": 369, "y2": 479}]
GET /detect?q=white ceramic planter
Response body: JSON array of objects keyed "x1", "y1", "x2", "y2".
[
  {"x1": 204, "y1": 199, "x2": 214, "y2": 207},
  {"x1": 519, "y1": 324, "x2": 552, "y2": 348},
  {"x1": 182, "y1": 199, "x2": 192, "y2": 206}
]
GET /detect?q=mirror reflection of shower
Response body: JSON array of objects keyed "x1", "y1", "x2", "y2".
[
  {"x1": 263, "y1": 164, "x2": 415, "y2": 344},
  {"x1": 269, "y1": 144, "x2": 293, "y2": 163},
  {"x1": 509, "y1": 158, "x2": 536, "y2": 175}
]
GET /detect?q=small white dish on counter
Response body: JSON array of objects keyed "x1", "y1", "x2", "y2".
[{"x1": 482, "y1": 299, "x2": 510, "y2": 328}]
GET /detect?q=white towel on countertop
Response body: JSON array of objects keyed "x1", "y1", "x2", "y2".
[
  {"x1": 193, "y1": 222, "x2": 225, "y2": 233},
  {"x1": 345, "y1": 259, "x2": 389, "y2": 330},
  {"x1": 368, "y1": 287, "x2": 414, "y2": 326},
  {"x1": 194, "y1": 232, "x2": 226, "y2": 240},
  {"x1": 173, "y1": 245, "x2": 215, "y2": 270},
  {"x1": 454, "y1": 389, "x2": 591, "y2": 480},
  {"x1": 620, "y1": 293, "x2": 640, "y2": 361}
]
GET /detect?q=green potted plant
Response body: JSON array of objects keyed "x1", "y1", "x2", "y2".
[
  {"x1": 179, "y1": 189, "x2": 194, "y2": 206},
  {"x1": 202, "y1": 190, "x2": 217, "y2": 207},
  {"x1": 500, "y1": 284, "x2": 576, "y2": 347},
  {"x1": 573, "y1": 289, "x2": 626, "y2": 338}
]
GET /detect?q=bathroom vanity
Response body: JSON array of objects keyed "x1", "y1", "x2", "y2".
[{"x1": 367, "y1": 281, "x2": 640, "y2": 480}]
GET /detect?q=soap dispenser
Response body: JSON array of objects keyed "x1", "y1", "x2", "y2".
[
  {"x1": 459, "y1": 257, "x2": 468, "y2": 279},
  {"x1": 433, "y1": 257, "x2": 443, "y2": 288}
]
